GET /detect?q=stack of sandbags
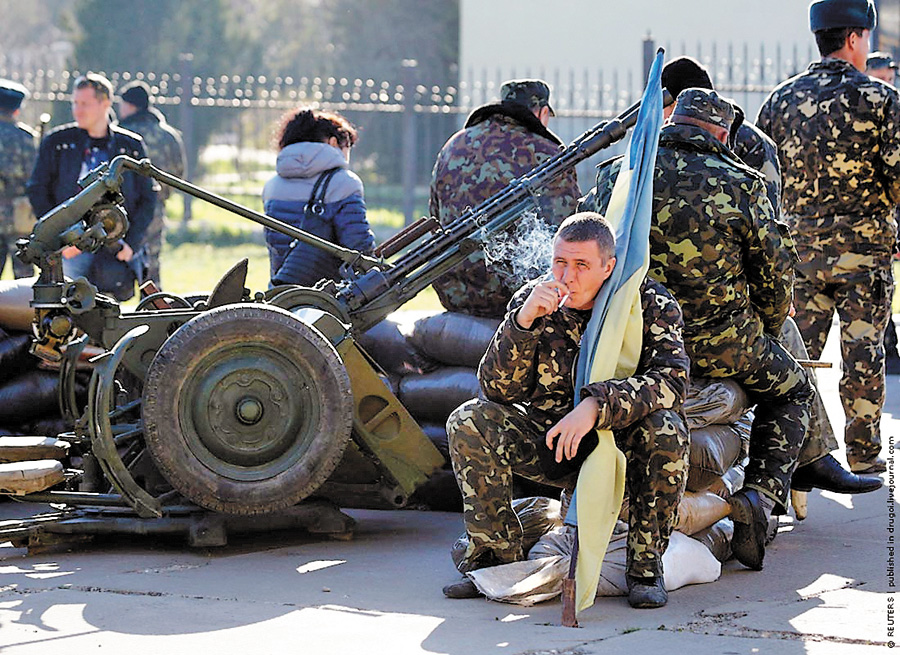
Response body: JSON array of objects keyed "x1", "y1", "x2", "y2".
[
  {"x1": 360, "y1": 310, "x2": 500, "y2": 511},
  {"x1": 0, "y1": 278, "x2": 87, "y2": 442},
  {"x1": 684, "y1": 378, "x2": 751, "y2": 497}
]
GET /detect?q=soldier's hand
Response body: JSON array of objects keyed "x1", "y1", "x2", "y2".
[
  {"x1": 546, "y1": 397, "x2": 599, "y2": 462},
  {"x1": 61, "y1": 245, "x2": 81, "y2": 260},
  {"x1": 516, "y1": 279, "x2": 569, "y2": 329}
]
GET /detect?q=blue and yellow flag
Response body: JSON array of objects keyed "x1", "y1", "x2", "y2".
[{"x1": 566, "y1": 49, "x2": 665, "y2": 613}]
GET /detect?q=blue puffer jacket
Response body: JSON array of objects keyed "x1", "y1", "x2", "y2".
[{"x1": 262, "y1": 142, "x2": 375, "y2": 287}]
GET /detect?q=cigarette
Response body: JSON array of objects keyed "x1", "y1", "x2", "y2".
[{"x1": 558, "y1": 292, "x2": 570, "y2": 308}]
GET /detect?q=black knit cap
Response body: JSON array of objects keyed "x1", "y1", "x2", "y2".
[
  {"x1": 120, "y1": 80, "x2": 150, "y2": 110},
  {"x1": 809, "y1": 0, "x2": 876, "y2": 32},
  {"x1": 661, "y1": 57, "x2": 713, "y2": 99}
]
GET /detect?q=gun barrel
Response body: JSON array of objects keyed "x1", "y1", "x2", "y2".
[{"x1": 341, "y1": 91, "x2": 672, "y2": 331}]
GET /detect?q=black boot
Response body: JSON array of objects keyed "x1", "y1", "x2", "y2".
[
  {"x1": 626, "y1": 575, "x2": 668, "y2": 609},
  {"x1": 729, "y1": 489, "x2": 768, "y2": 570},
  {"x1": 792, "y1": 454, "x2": 883, "y2": 494},
  {"x1": 442, "y1": 576, "x2": 483, "y2": 599}
]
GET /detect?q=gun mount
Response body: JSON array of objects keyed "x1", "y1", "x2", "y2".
[{"x1": 2, "y1": 96, "x2": 666, "y2": 548}]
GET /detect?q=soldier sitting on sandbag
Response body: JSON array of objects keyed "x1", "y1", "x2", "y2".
[{"x1": 443, "y1": 212, "x2": 690, "y2": 609}]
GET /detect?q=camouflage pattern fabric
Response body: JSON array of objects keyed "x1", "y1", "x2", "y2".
[
  {"x1": 429, "y1": 114, "x2": 580, "y2": 318},
  {"x1": 672, "y1": 88, "x2": 735, "y2": 130},
  {"x1": 756, "y1": 58, "x2": 900, "y2": 223},
  {"x1": 119, "y1": 109, "x2": 186, "y2": 284},
  {"x1": 733, "y1": 122, "x2": 782, "y2": 219},
  {"x1": 584, "y1": 122, "x2": 812, "y2": 507},
  {"x1": 0, "y1": 114, "x2": 36, "y2": 277},
  {"x1": 447, "y1": 277, "x2": 690, "y2": 578},
  {"x1": 757, "y1": 57, "x2": 900, "y2": 465},
  {"x1": 779, "y1": 317, "x2": 839, "y2": 467}
]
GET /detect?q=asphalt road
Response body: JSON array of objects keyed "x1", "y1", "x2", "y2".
[{"x1": 0, "y1": 321, "x2": 894, "y2": 654}]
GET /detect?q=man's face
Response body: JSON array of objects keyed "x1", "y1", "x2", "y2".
[
  {"x1": 551, "y1": 237, "x2": 616, "y2": 311},
  {"x1": 850, "y1": 29, "x2": 872, "y2": 71},
  {"x1": 118, "y1": 101, "x2": 138, "y2": 119},
  {"x1": 72, "y1": 87, "x2": 110, "y2": 133},
  {"x1": 868, "y1": 67, "x2": 896, "y2": 84}
]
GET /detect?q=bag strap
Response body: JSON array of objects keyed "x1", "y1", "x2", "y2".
[{"x1": 305, "y1": 167, "x2": 342, "y2": 218}]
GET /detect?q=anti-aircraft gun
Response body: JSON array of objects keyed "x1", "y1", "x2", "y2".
[{"x1": 2, "y1": 98, "x2": 659, "y2": 548}]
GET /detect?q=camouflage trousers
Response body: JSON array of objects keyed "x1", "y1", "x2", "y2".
[
  {"x1": 694, "y1": 333, "x2": 812, "y2": 508},
  {"x1": 447, "y1": 397, "x2": 689, "y2": 579},
  {"x1": 792, "y1": 242, "x2": 894, "y2": 465},
  {"x1": 779, "y1": 317, "x2": 839, "y2": 467}
]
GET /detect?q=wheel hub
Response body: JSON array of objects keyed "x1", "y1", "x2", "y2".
[{"x1": 186, "y1": 351, "x2": 315, "y2": 475}]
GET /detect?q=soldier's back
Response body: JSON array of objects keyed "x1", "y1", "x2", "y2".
[{"x1": 757, "y1": 58, "x2": 900, "y2": 220}]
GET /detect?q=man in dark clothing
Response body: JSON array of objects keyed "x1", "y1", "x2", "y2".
[
  {"x1": 27, "y1": 73, "x2": 155, "y2": 300},
  {"x1": 429, "y1": 79, "x2": 581, "y2": 318},
  {"x1": 0, "y1": 79, "x2": 36, "y2": 278},
  {"x1": 118, "y1": 80, "x2": 186, "y2": 286}
]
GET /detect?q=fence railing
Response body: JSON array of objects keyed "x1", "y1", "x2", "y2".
[{"x1": 2, "y1": 41, "x2": 814, "y2": 222}]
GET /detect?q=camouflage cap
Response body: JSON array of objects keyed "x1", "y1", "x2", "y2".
[
  {"x1": 672, "y1": 88, "x2": 736, "y2": 131},
  {"x1": 500, "y1": 79, "x2": 555, "y2": 116},
  {"x1": 809, "y1": 0, "x2": 876, "y2": 32},
  {"x1": 867, "y1": 51, "x2": 898, "y2": 70},
  {"x1": 0, "y1": 78, "x2": 28, "y2": 112}
]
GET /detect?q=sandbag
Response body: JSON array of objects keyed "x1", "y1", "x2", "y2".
[
  {"x1": 0, "y1": 370, "x2": 62, "y2": 424},
  {"x1": 675, "y1": 490, "x2": 732, "y2": 535},
  {"x1": 687, "y1": 423, "x2": 744, "y2": 492},
  {"x1": 468, "y1": 525, "x2": 720, "y2": 604},
  {"x1": 358, "y1": 314, "x2": 437, "y2": 376},
  {"x1": 0, "y1": 277, "x2": 38, "y2": 332},
  {"x1": 690, "y1": 517, "x2": 733, "y2": 563},
  {"x1": 420, "y1": 422, "x2": 449, "y2": 461},
  {"x1": 409, "y1": 312, "x2": 501, "y2": 368},
  {"x1": 399, "y1": 367, "x2": 480, "y2": 424},
  {"x1": 451, "y1": 496, "x2": 563, "y2": 571},
  {"x1": 0, "y1": 330, "x2": 35, "y2": 385},
  {"x1": 17, "y1": 417, "x2": 73, "y2": 439},
  {"x1": 706, "y1": 461, "x2": 746, "y2": 500},
  {"x1": 684, "y1": 378, "x2": 749, "y2": 430}
]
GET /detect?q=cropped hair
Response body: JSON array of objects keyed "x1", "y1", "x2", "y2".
[
  {"x1": 556, "y1": 211, "x2": 616, "y2": 260},
  {"x1": 277, "y1": 107, "x2": 359, "y2": 150},
  {"x1": 73, "y1": 73, "x2": 114, "y2": 101},
  {"x1": 815, "y1": 26, "x2": 865, "y2": 57}
]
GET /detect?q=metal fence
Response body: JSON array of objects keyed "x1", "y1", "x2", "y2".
[{"x1": 1, "y1": 39, "x2": 816, "y2": 221}]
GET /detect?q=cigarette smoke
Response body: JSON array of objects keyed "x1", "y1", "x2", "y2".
[{"x1": 483, "y1": 210, "x2": 556, "y2": 288}]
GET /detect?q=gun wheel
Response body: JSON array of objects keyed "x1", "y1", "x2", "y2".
[{"x1": 142, "y1": 304, "x2": 353, "y2": 515}]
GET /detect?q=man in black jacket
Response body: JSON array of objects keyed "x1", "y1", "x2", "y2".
[{"x1": 27, "y1": 73, "x2": 155, "y2": 300}]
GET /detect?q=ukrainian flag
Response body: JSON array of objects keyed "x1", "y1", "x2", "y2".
[{"x1": 567, "y1": 49, "x2": 665, "y2": 613}]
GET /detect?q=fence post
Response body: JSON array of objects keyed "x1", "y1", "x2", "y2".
[
  {"x1": 643, "y1": 33, "x2": 656, "y2": 79},
  {"x1": 401, "y1": 59, "x2": 418, "y2": 226},
  {"x1": 179, "y1": 52, "x2": 195, "y2": 225}
]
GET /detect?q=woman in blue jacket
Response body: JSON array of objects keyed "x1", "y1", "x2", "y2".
[{"x1": 263, "y1": 108, "x2": 375, "y2": 287}]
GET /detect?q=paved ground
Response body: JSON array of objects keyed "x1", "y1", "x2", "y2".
[{"x1": 0, "y1": 322, "x2": 895, "y2": 654}]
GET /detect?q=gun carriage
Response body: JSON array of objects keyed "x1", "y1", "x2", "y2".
[{"x1": 0, "y1": 99, "x2": 655, "y2": 550}]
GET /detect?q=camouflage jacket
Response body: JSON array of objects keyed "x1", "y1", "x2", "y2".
[
  {"x1": 429, "y1": 108, "x2": 580, "y2": 318},
  {"x1": 0, "y1": 115, "x2": 36, "y2": 233},
  {"x1": 119, "y1": 108, "x2": 185, "y2": 202},
  {"x1": 478, "y1": 276, "x2": 689, "y2": 431},
  {"x1": 757, "y1": 57, "x2": 900, "y2": 251},
  {"x1": 733, "y1": 121, "x2": 781, "y2": 218},
  {"x1": 583, "y1": 124, "x2": 794, "y2": 377}
]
